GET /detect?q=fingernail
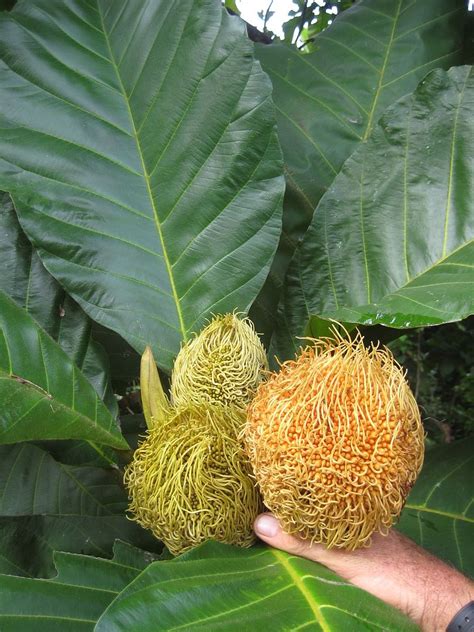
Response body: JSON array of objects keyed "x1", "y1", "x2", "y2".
[{"x1": 254, "y1": 514, "x2": 280, "y2": 538}]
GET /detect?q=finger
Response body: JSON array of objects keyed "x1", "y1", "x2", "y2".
[
  {"x1": 254, "y1": 513, "x2": 335, "y2": 566},
  {"x1": 253, "y1": 512, "x2": 370, "y2": 584}
]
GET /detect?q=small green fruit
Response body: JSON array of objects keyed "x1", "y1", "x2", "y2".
[
  {"x1": 171, "y1": 313, "x2": 267, "y2": 409},
  {"x1": 125, "y1": 403, "x2": 263, "y2": 555}
]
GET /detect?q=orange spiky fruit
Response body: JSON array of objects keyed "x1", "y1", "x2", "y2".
[{"x1": 244, "y1": 332, "x2": 424, "y2": 550}]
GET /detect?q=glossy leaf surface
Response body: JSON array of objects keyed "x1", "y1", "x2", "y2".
[
  {"x1": 273, "y1": 65, "x2": 474, "y2": 359},
  {"x1": 400, "y1": 438, "x2": 474, "y2": 576},
  {"x1": 251, "y1": 0, "x2": 465, "y2": 340},
  {"x1": 0, "y1": 191, "x2": 117, "y2": 415},
  {"x1": 0, "y1": 443, "x2": 157, "y2": 577},
  {"x1": 96, "y1": 543, "x2": 417, "y2": 631},
  {"x1": 0, "y1": 288, "x2": 127, "y2": 447},
  {"x1": 0, "y1": 541, "x2": 155, "y2": 631},
  {"x1": 91, "y1": 322, "x2": 140, "y2": 390},
  {"x1": 257, "y1": 0, "x2": 464, "y2": 227},
  {"x1": 0, "y1": 0, "x2": 283, "y2": 372},
  {"x1": 0, "y1": 443, "x2": 470, "y2": 627}
]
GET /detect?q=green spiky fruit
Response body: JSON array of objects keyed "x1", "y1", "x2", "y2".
[
  {"x1": 124, "y1": 403, "x2": 263, "y2": 555},
  {"x1": 171, "y1": 313, "x2": 268, "y2": 409}
]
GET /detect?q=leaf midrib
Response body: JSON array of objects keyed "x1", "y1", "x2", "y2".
[
  {"x1": 381, "y1": 240, "x2": 474, "y2": 301},
  {"x1": 328, "y1": 240, "x2": 474, "y2": 318},
  {"x1": 363, "y1": 0, "x2": 402, "y2": 141},
  {"x1": 97, "y1": 3, "x2": 187, "y2": 343},
  {"x1": 404, "y1": 504, "x2": 474, "y2": 524},
  {"x1": 0, "y1": 373, "x2": 125, "y2": 448},
  {"x1": 0, "y1": 612, "x2": 97, "y2": 624},
  {"x1": 442, "y1": 68, "x2": 470, "y2": 258},
  {"x1": 273, "y1": 550, "x2": 330, "y2": 632}
]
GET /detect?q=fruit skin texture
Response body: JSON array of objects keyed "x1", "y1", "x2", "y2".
[
  {"x1": 171, "y1": 313, "x2": 267, "y2": 410},
  {"x1": 244, "y1": 334, "x2": 425, "y2": 550},
  {"x1": 124, "y1": 403, "x2": 263, "y2": 555}
]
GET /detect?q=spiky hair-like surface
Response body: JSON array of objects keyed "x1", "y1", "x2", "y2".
[
  {"x1": 244, "y1": 333, "x2": 424, "y2": 550},
  {"x1": 124, "y1": 403, "x2": 263, "y2": 555},
  {"x1": 171, "y1": 313, "x2": 267, "y2": 410}
]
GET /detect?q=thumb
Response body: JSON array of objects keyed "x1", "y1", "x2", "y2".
[
  {"x1": 253, "y1": 513, "x2": 356, "y2": 579},
  {"x1": 254, "y1": 513, "x2": 328, "y2": 563}
]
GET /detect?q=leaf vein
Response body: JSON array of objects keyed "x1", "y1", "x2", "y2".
[
  {"x1": 98, "y1": 4, "x2": 187, "y2": 341},
  {"x1": 287, "y1": 48, "x2": 368, "y2": 114},
  {"x1": 267, "y1": 67, "x2": 363, "y2": 141}
]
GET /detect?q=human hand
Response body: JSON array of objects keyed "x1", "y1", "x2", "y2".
[{"x1": 254, "y1": 514, "x2": 474, "y2": 632}]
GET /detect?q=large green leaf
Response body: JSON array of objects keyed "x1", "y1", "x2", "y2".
[
  {"x1": 0, "y1": 0, "x2": 284, "y2": 372},
  {"x1": 95, "y1": 542, "x2": 416, "y2": 631},
  {"x1": 0, "y1": 288, "x2": 127, "y2": 448},
  {"x1": 0, "y1": 191, "x2": 117, "y2": 415},
  {"x1": 0, "y1": 443, "x2": 158, "y2": 577},
  {"x1": 0, "y1": 541, "x2": 155, "y2": 631},
  {"x1": 399, "y1": 439, "x2": 474, "y2": 577},
  {"x1": 94, "y1": 443, "x2": 474, "y2": 631},
  {"x1": 273, "y1": 65, "x2": 474, "y2": 359},
  {"x1": 0, "y1": 190, "x2": 68, "y2": 340},
  {"x1": 91, "y1": 322, "x2": 140, "y2": 391},
  {"x1": 35, "y1": 413, "x2": 143, "y2": 469},
  {"x1": 257, "y1": 0, "x2": 464, "y2": 223},
  {"x1": 250, "y1": 0, "x2": 465, "y2": 341}
]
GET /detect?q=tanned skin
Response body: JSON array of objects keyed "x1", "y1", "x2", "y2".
[{"x1": 254, "y1": 514, "x2": 474, "y2": 632}]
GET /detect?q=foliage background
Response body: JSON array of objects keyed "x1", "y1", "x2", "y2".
[{"x1": 0, "y1": 0, "x2": 472, "y2": 629}]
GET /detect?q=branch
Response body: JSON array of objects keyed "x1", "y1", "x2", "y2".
[
  {"x1": 246, "y1": 22, "x2": 273, "y2": 44},
  {"x1": 295, "y1": 0, "x2": 309, "y2": 45},
  {"x1": 263, "y1": 0, "x2": 274, "y2": 34},
  {"x1": 225, "y1": 7, "x2": 273, "y2": 44}
]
